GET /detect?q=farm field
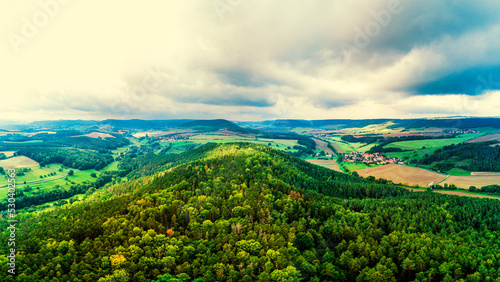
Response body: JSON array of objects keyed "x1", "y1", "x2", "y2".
[
  {"x1": 466, "y1": 133, "x2": 500, "y2": 143},
  {"x1": 0, "y1": 166, "x2": 114, "y2": 199},
  {"x1": 72, "y1": 132, "x2": 115, "y2": 138},
  {"x1": 0, "y1": 156, "x2": 39, "y2": 168},
  {"x1": 384, "y1": 133, "x2": 482, "y2": 150},
  {"x1": 386, "y1": 147, "x2": 438, "y2": 161},
  {"x1": 356, "y1": 164, "x2": 445, "y2": 187},
  {"x1": 447, "y1": 168, "x2": 472, "y2": 176},
  {"x1": 306, "y1": 159, "x2": 342, "y2": 172},
  {"x1": 3, "y1": 140, "x2": 43, "y2": 144},
  {"x1": 0, "y1": 163, "x2": 65, "y2": 187},
  {"x1": 344, "y1": 162, "x2": 375, "y2": 171},
  {"x1": 327, "y1": 137, "x2": 375, "y2": 153},
  {"x1": 0, "y1": 151, "x2": 15, "y2": 157},
  {"x1": 471, "y1": 171, "x2": 500, "y2": 176},
  {"x1": 102, "y1": 161, "x2": 120, "y2": 171},
  {"x1": 443, "y1": 175, "x2": 500, "y2": 189},
  {"x1": 329, "y1": 142, "x2": 345, "y2": 153},
  {"x1": 312, "y1": 138, "x2": 335, "y2": 155},
  {"x1": 434, "y1": 190, "x2": 500, "y2": 200},
  {"x1": 112, "y1": 145, "x2": 130, "y2": 155}
]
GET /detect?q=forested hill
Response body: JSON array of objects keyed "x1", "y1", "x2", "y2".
[
  {"x1": 178, "y1": 119, "x2": 257, "y2": 134},
  {"x1": 2, "y1": 144, "x2": 500, "y2": 281}
]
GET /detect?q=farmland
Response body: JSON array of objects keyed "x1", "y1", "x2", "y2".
[
  {"x1": 0, "y1": 163, "x2": 65, "y2": 187},
  {"x1": 466, "y1": 133, "x2": 500, "y2": 143},
  {"x1": 0, "y1": 160, "x2": 122, "y2": 200},
  {"x1": 306, "y1": 159, "x2": 342, "y2": 172},
  {"x1": 434, "y1": 190, "x2": 500, "y2": 200},
  {"x1": 443, "y1": 175, "x2": 500, "y2": 189},
  {"x1": 384, "y1": 133, "x2": 482, "y2": 150},
  {"x1": 0, "y1": 156, "x2": 39, "y2": 168},
  {"x1": 0, "y1": 151, "x2": 15, "y2": 157},
  {"x1": 356, "y1": 164, "x2": 445, "y2": 187},
  {"x1": 312, "y1": 138, "x2": 335, "y2": 155},
  {"x1": 326, "y1": 136, "x2": 376, "y2": 153},
  {"x1": 72, "y1": 132, "x2": 115, "y2": 139}
]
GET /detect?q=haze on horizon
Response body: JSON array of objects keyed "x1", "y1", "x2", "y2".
[{"x1": 2, "y1": 0, "x2": 500, "y2": 123}]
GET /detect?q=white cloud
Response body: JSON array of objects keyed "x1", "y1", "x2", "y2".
[{"x1": 1, "y1": 0, "x2": 500, "y2": 122}]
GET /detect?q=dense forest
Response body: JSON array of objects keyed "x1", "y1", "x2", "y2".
[
  {"x1": 0, "y1": 131, "x2": 129, "y2": 151},
  {"x1": 1, "y1": 143, "x2": 500, "y2": 281},
  {"x1": 16, "y1": 147, "x2": 115, "y2": 170},
  {"x1": 419, "y1": 141, "x2": 500, "y2": 172}
]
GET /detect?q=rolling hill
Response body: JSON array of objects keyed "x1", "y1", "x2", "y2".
[
  {"x1": 2, "y1": 143, "x2": 500, "y2": 281},
  {"x1": 178, "y1": 119, "x2": 256, "y2": 134}
]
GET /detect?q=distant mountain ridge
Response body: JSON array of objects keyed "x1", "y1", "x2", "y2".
[{"x1": 9, "y1": 117, "x2": 500, "y2": 131}]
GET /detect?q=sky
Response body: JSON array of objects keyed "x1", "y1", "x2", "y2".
[{"x1": 2, "y1": 0, "x2": 500, "y2": 122}]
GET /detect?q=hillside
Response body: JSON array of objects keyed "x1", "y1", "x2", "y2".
[
  {"x1": 178, "y1": 119, "x2": 255, "y2": 134},
  {"x1": 1, "y1": 144, "x2": 500, "y2": 281}
]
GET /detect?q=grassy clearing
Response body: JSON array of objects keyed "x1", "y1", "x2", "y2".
[
  {"x1": 0, "y1": 164, "x2": 65, "y2": 187},
  {"x1": 327, "y1": 137, "x2": 376, "y2": 153},
  {"x1": 344, "y1": 162, "x2": 374, "y2": 171},
  {"x1": 447, "y1": 168, "x2": 471, "y2": 176},
  {"x1": 385, "y1": 147, "x2": 439, "y2": 163},
  {"x1": 102, "y1": 161, "x2": 120, "y2": 171},
  {"x1": 0, "y1": 162, "x2": 120, "y2": 200},
  {"x1": 112, "y1": 145, "x2": 130, "y2": 155}
]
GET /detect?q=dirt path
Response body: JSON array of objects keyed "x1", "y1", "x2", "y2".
[{"x1": 0, "y1": 174, "x2": 68, "y2": 189}]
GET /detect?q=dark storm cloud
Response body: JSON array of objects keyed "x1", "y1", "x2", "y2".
[
  {"x1": 409, "y1": 66, "x2": 500, "y2": 95},
  {"x1": 345, "y1": 0, "x2": 500, "y2": 58}
]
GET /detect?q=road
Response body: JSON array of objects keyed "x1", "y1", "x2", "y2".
[{"x1": 0, "y1": 174, "x2": 68, "y2": 189}]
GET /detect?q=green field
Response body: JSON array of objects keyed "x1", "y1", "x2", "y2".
[
  {"x1": 102, "y1": 161, "x2": 120, "y2": 171},
  {"x1": 386, "y1": 147, "x2": 437, "y2": 161},
  {"x1": 0, "y1": 164, "x2": 66, "y2": 187},
  {"x1": 384, "y1": 134, "x2": 482, "y2": 151},
  {"x1": 327, "y1": 137, "x2": 376, "y2": 153},
  {"x1": 0, "y1": 161, "x2": 121, "y2": 199},
  {"x1": 344, "y1": 162, "x2": 370, "y2": 171},
  {"x1": 447, "y1": 168, "x2": 472, "y2": 176},
  {"x1": 112, "y1": 145, "x2": 130, "y2": 155}
]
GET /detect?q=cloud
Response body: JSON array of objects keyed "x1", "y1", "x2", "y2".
[{"x1": 2, "y1": 0, "x2": 500, "y2": 122}]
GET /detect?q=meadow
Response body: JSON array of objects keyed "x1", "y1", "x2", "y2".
[
  {"x1": 0, "y1": 160, "x2": 122, "y2": 200},
  {"x1": 326, "y1": 136, "x2": 376, "y2": 153},
  {"x1": 384, "y1": 133, "x2": 482, "y2": 150}
]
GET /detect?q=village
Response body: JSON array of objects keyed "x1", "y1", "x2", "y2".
[
  {"x1": 343, "y1": 151, "x2": 407, "y2": 165},
  {"x1": 444, "y1": 129, "x2": 480, "y2": 134}
]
